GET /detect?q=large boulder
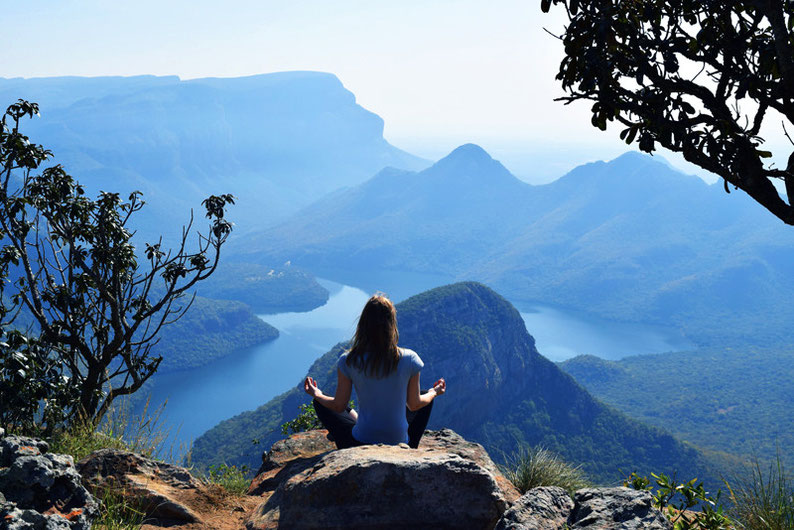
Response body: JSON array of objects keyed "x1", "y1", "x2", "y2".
[
  {"x1": 0, "y1": 434, "x2": 99, "y2": 529},
  {"x1": 494, "y1": 486, "x2": 672, "y2": 529},
  {"x1": 246, "y1": 429, "x2": 519, "y2": 530},
  {"x1": 77, "y1": 449, "x2": 259, "y2": 528}
]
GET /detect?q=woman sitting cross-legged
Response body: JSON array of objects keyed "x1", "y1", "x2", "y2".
[{"x1": 303, "y1": 294, "x2": 446, "y2": 449}]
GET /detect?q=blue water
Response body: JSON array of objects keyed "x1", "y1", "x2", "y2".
[
  {"x1": 520, "y1": 304, "x2": 694, "y2": 362},
  {"x1": 139, "y1": 280, "x2": 368, "y2": 451},
  {"x1": 139, "y1": 280, "x2": 692, "y2": 451}
]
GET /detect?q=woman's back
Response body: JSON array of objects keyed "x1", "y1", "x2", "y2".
[
  {"x1": 338, "y1": 348, "x2": 424, "y2": 444},
  {"x1": 304, "y1": 293, "x2": 444, "y2": 450}
]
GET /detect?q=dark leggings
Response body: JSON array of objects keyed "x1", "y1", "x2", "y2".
[{"x1": 313, "y1": 391, "x2": 433, "y2": 450}]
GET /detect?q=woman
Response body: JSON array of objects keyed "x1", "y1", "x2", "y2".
[{"x1": 303, "y1": 294, "x2": 446, "y2": 449}]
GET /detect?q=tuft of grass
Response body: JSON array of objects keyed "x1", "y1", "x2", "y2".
[
  {"x1": 48, "y1": 397, "x2": 187, "y2": 463},
  {"x1": 204, "y1": 463, "x2": 251, "y2": 497},
  {"x1": 499, "y1": 445, "x2": 591, "y2": 495},
  {"x1": 92, "y1": 486, "x2": 146, "y2": 530},
  {"x1": 726, "y1": 454, "x2": 794, "y2": 530}
]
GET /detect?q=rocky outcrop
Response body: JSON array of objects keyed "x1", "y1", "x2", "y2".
[
  {"x1": 0, "y1": 431, "x2": 99, "y2": 529},
  {"x1": 495, "y1": 486, "x2": 672, "y2": 529},
  {"x1": 78, "y1": 449, "x2": 202, "y2": 523},
  {"x1": 495, "y1": 486, "x2": 575, "y2": 529},
  {"x1": 247, "y1": 429, "x2": 672, "y2": 530},
  {"x1": 568, "y1": 488, "x2": 671, "y2": 529},
  {"x1": 246, "y1": 429, "x2": 519, "y2": 530},
  {"x1": 248, "y1": 429, "x2": 336, "y2": 497},
  {"x1": 77, "y1": 449, "x2": 259, "y2": 529}
]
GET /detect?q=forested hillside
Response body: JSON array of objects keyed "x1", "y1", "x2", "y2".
[
  {"x1": 195, "y1": 262, "x2": 328, "y2": 313},
  {"x1": 192, "y1": 282, "x2": 720, "y2": 487},
  {"x1": 152, "y1": 296, "x2": 278, "y2": 373},
  {"x1": 561, "y1": 348, "x2": 794, "y2": 471}
]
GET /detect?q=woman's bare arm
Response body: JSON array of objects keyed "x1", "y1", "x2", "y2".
[
  {"x1": 406, "y1": 373, "x2": 446, "y2": 412},
  {"x1": 304, "y1": 370, "x2": 353, "y2": 413}
]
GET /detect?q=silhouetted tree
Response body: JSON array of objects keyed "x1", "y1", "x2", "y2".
[
  {"x1": 0, "y1": 100, "x2": 234, "y2": 431},
  {"x1": 542, "y1": 0, "x2": 794, "y2": 224}
]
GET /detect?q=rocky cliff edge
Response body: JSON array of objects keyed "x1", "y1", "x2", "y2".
[{"x1": 0, "y1": 427, "x2": 670, "y2": 529}]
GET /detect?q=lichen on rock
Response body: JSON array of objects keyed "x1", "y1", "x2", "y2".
[{"x1": 0, "y1": 432, "x2": 99, "y2": 529}]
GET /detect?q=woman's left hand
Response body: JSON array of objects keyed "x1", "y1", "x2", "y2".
[{"x1": 303, "y1": 376, "x2": 321, "y2": 398}]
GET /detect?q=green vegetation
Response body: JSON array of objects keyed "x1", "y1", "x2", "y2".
[
  {"x1": 541, "y1": 0, "x2": 794, "y2": 226},
  {"x1": 92, "y1": 486, "x2": 146, "y2": 530},
  {"x1": 197, "y1": 261, "x2": 328, "y2": 313},
  {"x1": 279, "y1": 400, "x2": 355, "y2": 436},
  {"x1": 625, "y1": 472, "x2": 730, "y2": 529},
  {"x1": 47, "y1": 398, "x2": 182, "y2": 463},
  {"x1": 727, "y1": 455, "x2": 794, "y2": 530},
  {"x1": 560, "y1": 348, "x2": 794, "y2": 472},
  {"x1": 499, "y1": 445, "x2": 590, "y2": 495},
  {"x1": 0, "y1": 99, "x2": 234, "y2": 429},
  {"x1": 280, "y1": 402, "x2": 323, "y2": 436},
  {"x1": 152, "y1": 295, "x2": 278, "y2": 373},
  {"x1": 204, "y1": 463, "x2": 251, "y2": 496}
]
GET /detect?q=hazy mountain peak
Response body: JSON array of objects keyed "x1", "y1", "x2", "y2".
[
  {"x1": 427, "y1": 143, "x2": 518, "y2": 185},
  {"x1": 443, "y1": 143, "x2": 493, "y2": 162}
]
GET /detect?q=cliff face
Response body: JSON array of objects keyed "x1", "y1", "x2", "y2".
[
  {"x1": 192, "y1": 282, "x2": 716, "y2": 486},
  {"x1": 1, "y1": 73, "x2": 427, "y2": 238}
]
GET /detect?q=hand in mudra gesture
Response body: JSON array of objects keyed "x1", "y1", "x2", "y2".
[
  {"x1": 303, "y1": 376, "x2": 321, "y2": 398},
  {"x1": 432, "y1": 378, "x2": 446, "y2": 396}
]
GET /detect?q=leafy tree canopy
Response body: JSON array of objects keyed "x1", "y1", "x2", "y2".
[
  {"x1": 0, "y1": 100, "x2": 234, "y2": 432},
  {"x1": 542, "y1": 0, "x2": 794, "y2": 224}
]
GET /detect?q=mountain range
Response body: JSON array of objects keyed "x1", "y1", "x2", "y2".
[
  {"x1": 0, "y1": 73, "x2": 426, "y2": 240},
  {"x1": 230, "y1": 145, "x2": 794, "y2": 346},
  {"x1": 191, "y1": 282, "x2": 720, "y2": 487}
]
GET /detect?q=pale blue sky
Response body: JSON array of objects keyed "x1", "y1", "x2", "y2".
[{"x1": 4, "y1": 1, "x2": 786, "y2": 182}]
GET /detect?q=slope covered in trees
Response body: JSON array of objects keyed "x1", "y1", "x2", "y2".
[
  {"x1": 561, "y1": 348, "x2": 794, "y2": 471},
  {"x1": 192, "y1": 282, "x2": 720, "y2": 487}
]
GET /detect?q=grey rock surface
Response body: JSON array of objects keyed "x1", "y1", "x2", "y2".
[
  {"x1": 0, "y1": 435, "x2": 98, "y2": 529},
  {"x1": 247, "y1": 430, "x2": 516, "y2": 530},
  {"x1": 77, "y1": 449, "x2": 202, "y2": 523},
  {"x1": 569, "y1": 487, "x2": 672, "y2": 529},
  {"x1": 495, "y1": 486, "x2": 575, "y2": 529},
  {"x1": 494, "y1": 486, "x2": 671, "y2": 530}
]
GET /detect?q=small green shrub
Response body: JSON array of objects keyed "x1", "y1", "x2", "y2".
[
  {"x1": 499, "y1": 445, "x2": 590, "y2": 495},
  {"x1": 205, "y1": 463, "x2": 251, "y2": 496},
  {"x1": 280, "y1": 400, "x2": 355, "y2": 436},
  {"x1": 280, "y1": 403, "x2": 323, "y2": 436},
  {"x1": 625, "y1": 472, "x2": 731, "y2": 529},
  {"x1": 726, "y1": 454, "x2": 794, "y2": 530}
]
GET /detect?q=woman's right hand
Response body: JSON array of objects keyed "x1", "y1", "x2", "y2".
[
  {"x1": 304, "y1": 376, "x2": 320, "y2": 398},
  {"x1": 432, "y1": 378, "x2": 446, "y2": 396}
]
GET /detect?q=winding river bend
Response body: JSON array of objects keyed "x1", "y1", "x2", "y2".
[{"x1": 139, "y1": 279, "x2": 693, "y2": 451}]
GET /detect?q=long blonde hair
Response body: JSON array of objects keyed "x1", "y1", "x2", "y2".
[{"x1": 346, "y1": 294, "x2": 400, "y2": 378}]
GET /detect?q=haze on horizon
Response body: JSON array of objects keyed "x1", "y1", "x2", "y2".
[{"x1": 4, "y1": 0, "x2": 788, "y2": 183}]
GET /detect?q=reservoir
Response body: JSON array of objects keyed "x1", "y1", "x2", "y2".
[{"x1": 140, "y1": 280, "x2": 693, "y2": 453}]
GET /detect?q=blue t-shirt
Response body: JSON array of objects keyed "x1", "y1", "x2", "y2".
[{"x1": 337, "y1": 348, "x2": 424, "y2": 444}]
